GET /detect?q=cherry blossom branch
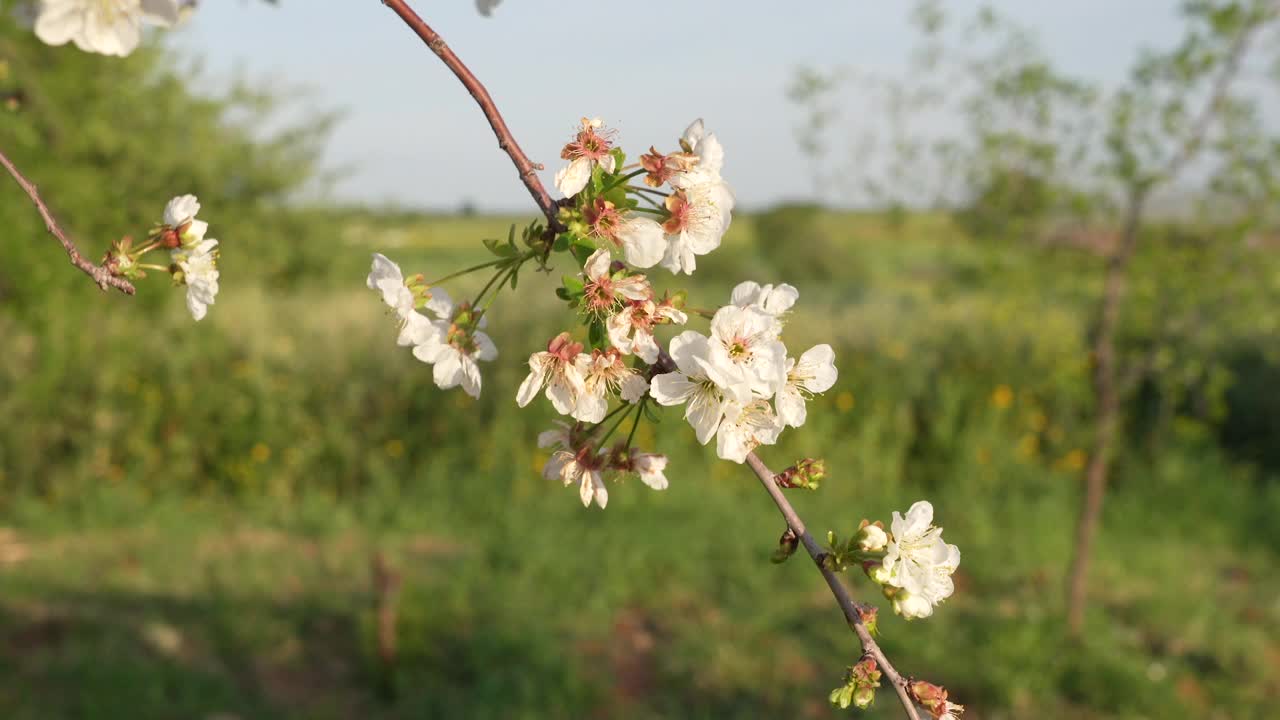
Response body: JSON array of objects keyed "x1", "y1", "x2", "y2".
[
  {"x1": 381, "y1": 5, "x2": 925, "y2": 716},
  {"x1": 0, "y1": 146, "x2": 136, "y2": 295},
  {"x1": 379, "y1": 0, "x2": 564, "y2": 234},
  {"x1": 746, "y1": 452, "x2": 924, "y2": 720}
]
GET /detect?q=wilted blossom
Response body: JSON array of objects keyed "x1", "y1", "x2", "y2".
[
  {"x1": 517, "y1": 332, "x2": 588, "y2": 416},
  {"x1": 555, "y1": 117, "x2": 616, "y2": 197},
  {"x1": 606, "y1": 296, "x2": 686, "y2": 364}
]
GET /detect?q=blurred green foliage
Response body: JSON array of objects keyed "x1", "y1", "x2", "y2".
[{"x1": 0, "y1": 10, "x2": 1279, "y2": 720}]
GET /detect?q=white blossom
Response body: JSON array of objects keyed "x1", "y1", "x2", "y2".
[
  {"x1": 715, "y1": 399, "x2": 783, "y2": 463},
  {"x1": 775, "y1": 344, "x2": 839, "y2": 428},
  {"x1": 657, "y1": 184, "x2": 730, "y2": 275},
  {"x1": 517, "y1": 333, "x2": 587, "y2": 416},
  {"x1": 616, "y1": 217, "x2": 667, "y2": 269},
  {"x1": 409, "y1": 297, "x2": 497, "y2": 399},
  {"x1": 367, "y1": 253, "x2": 414, "y2": 313},
  {"x1": 35, "y1": 0, "x2": 180, "y2": 57},
  {"x1": 649, "y1": 331, "x2": 751, "y2": 444},
  {"x1": 555, "y1": 117, "x2": 616, "y2": 197},
  {"x1": 706, "y1": 305, "x2": 787, "y2": 397},
  {"x1": 881, "y1": 501, "x2": 960, "y2": 617},
  {"x1": 366, "y1": 253, "x2": 451, "y2": 347},
  {"x1": 172, "y1": 238, "x2": 218, "y2": 321},
  {"x1": 730, "y1": 281, "x2": 799, "y2": 318},
  {"x1": 672, "y1": 118, "x2": 736, "y2": 227},
  {"x1": 162, "y1": 194, "x2": 208, "y2": 247}
]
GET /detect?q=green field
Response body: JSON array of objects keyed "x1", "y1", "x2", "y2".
[{"x1": 2, "y1": 208, "x2": 1277, "y2": 719}]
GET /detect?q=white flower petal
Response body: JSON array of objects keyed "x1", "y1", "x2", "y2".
[
  {"x1": 554, "y1": 157, "x2": 592, "y2": 197},
  {"x1": 617, "y1": 217, "x2": 665, "y2": 268}
]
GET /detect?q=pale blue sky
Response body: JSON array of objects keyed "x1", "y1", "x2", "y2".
[{"x1": 172, "y1": 1, "x2": 1184, "y2": 211}]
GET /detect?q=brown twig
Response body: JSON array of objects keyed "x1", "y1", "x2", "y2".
[
  {"x1": 371, "y1": 551, "x2": 403, "y2": 670},
  {"x1": 0, "y1": 146, "x2": 136, "y2": 295},
  {"x1": 746, "y1": 452, "x2": 924, "y2": 720},
  {"x1": 379, "y1": 0, "x2": 564, "y2": 234},
  {"x1": 383, "y1": 4, "x2": 924, "y2": 716}
]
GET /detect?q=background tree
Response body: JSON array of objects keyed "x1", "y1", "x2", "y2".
[{"x1": 790, "y1": 0, "x2": 1280, "y2": 635}]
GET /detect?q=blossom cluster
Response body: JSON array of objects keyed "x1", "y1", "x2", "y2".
[
  {"x1": 102, "y1": 193, "x2": 220, "y2": 320},
  {"x1": 160, "y1": 195, "x2": 220, "y2": 321},
  {"x1": 366, "y1": 254, "x2": 497, "y2": 399},
  {"x1": 556, "y1": 118, "x2": 734, "y2": 275},
  {"x1": 857, "y1": 501, "x2": 961, "y2": 620},
  {"x1": 651, "y1": 283, "x2": 837, "y2": 463}
]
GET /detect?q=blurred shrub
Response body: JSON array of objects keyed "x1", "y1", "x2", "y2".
[{"x1": 752, "y1": 203, "x2": 844, "y2": 282}]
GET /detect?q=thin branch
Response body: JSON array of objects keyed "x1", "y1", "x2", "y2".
[
  {"x1": 383, "y1": 4, "x2": 925, "y2": 716},
  {"x1": 1159, "y1": 13, "x2": 1266, "y2": 182},
  {"x1": 0, "y1": 146, "x2": 135, "y2": 295},
  {"x1": 379, "y1": 0, "x2": 565, "y2": 235},
  {"x1": 746, "y1": 452, "x2": 924, "y2": 720}
]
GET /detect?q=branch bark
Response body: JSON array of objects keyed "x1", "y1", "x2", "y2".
[
  {"x1": 746, "y1": 452, "x2": 923, "y2": 720},
  {"x1": 381, "y1": 3, "x2": 927, "y2": 716},
  {"x1": 0, "y1": 146, "x2": 136, "y2": 295},
  {"x1": 380, "y1": 0, "x2": 564, "y2": 234}
]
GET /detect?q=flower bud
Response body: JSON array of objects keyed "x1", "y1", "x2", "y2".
[
  {"x1": 855, "y1": 522, "x2": 888, "y2": 552},
  {"x1": 891, "y1": 590, "x2": 933, "y2": 621},
  {"x1": 864, "y1": 562, "x2": 891, "y2": 585},
  {"x1": 774, "y1": 457, "x2": 825, "y2": 490},
  {"x1": 857, "y1": 605, "x2": 879, "y2": 637}
]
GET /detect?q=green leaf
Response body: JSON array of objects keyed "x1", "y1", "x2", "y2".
[
  {"x1": 588, "y1": 320, "x2": 606, "y2": 349},
  {"x1": 482, "y1": 237, "x2": 516, "y2": 257},
  {"x1": 561, "y1": 275, "x2": 584, "y2": 296},
  {"x1": 569, "y1": 239, "x2": 597, "y2": 266}
]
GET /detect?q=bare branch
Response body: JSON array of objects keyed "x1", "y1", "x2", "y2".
[
  {"x1": 0, "y1": 146, "x2": 136, "y2": 295},
  {"x1": 379, "y1": 0, "x2": 564, "y2": 234},
  {"x1": 746, "y1": 452, "x2": 924, "y2": 720},
  {"x1": 1160, "y1": 12, "x2": 1266, "y2": 182}
]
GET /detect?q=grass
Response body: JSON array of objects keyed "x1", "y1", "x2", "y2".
[{"x1": 0, "y1": 209, "x2": 1277, "y2": 719}]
